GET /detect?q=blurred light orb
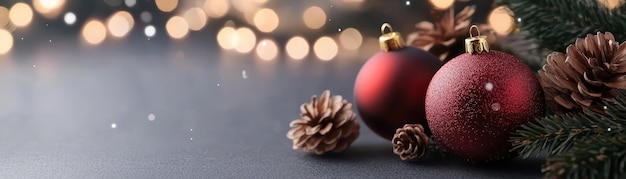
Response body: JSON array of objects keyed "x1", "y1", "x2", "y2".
[
  {"x1": 314, "y1": 36, "x2": 338, "y2": 61},
  {"x1": 253, "y1": 8, "x2": 279, "y2": 33},
  {"x1": 9, "y1": 3, "x2": 34, "y2": 27},
  {"x1": 429, "y1": 0, "x2": 454, "y2": 10},
  {"x1": 107, "y1": 11, "x2": 134, "y2": 38},
  {"x1": 33, "y1": 0, "x2": 65, "y2": 19},
  {"x1": 111, "y1": 123, "x2": 117, "y2": 129},
  {"x1": 0, "y1": 29, "x2": 13, "y2": 55},
  {"x1": 256, "y1": 39, "x2": 278, "y2": 61},
  {"x1": 488, "y1": 6, "x2": 516, "y2": 35},
  {"x1": 82, "y1": 20, "x2": 107, "y2": 45},
  {"x1": 285, "y1": 36, "x2": 309, "y2": 60},
  {"x1": 156, "y1": 0, "x2": 178, "y2": 12},
  {"x1": 303, "y1": 6, "x2": 326, "y2": 29},
  {"x1": 166, "y1": 16, "x2": 188, "y2": 39},
  {"x1": 144, "y1": 25, "x2": 156, "y2": 37},
  {"x1": 0, "y1": 7, "x2": 9, "y2": 28},
  {"x1": 339, "y1": 28, "x2": 363, "y2": 50},
  {"x1": 234, "y1": 27, "x2": 256, "y2": 53},
  {"x1": 598, "y1": 0, "x2": 625, "y2": 10},
  {"x1": 125, "y1": 0, "x2": 137, "y2": 7},
  {"x1": 140, "y1": 11, "x2": 152, "y2": 23},
  {"x1": 204, "y1": 0, "x2": 229, "y2": 18},
  {"x1": 63, "y1": 12, "x2": 76, "y2": 25},
  {"x1": 183, "y1": 7, "x2": 207, "y2": 31},
  {"x1": 232, "y1": 0, "x2": 256, "y2": 13},
  {"x1": 217, "y1": 26, "x2": 236, "y2": 49}
]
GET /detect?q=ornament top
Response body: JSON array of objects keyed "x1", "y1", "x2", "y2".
[
  {"x1": 464, "y1": 25, "x2": 489, "y2": 54},
  {"x1": 379, "y1": 23, "x2": 405, "y2": 52}
]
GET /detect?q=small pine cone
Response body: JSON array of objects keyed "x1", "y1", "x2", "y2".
[
  {"x1": 392, "y1": 124, "x2": 430, "y2": 161},
  {"x1": 538, "y1": 32, "x2": 626, "y2": 115},
  {"x1": 286, "y1": 90, "x2": 360, "y2": 155}
]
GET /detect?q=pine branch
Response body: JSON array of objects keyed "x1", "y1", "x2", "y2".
[
  {"x1": 542, "y1": 134, "x2": 626, "y2": 179},
  {"x1": 510, "y1": 89, "x2": 626, "y2": 158},
  {"x1": 497, "y1": 0, "x2": 626, "y2": 52}
]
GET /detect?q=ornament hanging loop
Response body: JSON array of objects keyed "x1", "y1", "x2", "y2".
[
  {"x1": 379, "y1": 23, "x2": 405, "y2": 52},
  {"x1": 465, "y1": 25, "x2": 490, "y2": 54}
]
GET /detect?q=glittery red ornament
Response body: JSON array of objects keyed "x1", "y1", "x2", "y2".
[
  {"x1": 354, "y1": 23, "x2": 442, "y2": 140},
  {"x1": 425, "y1": 26, "x2": 545, "y2": 162}
]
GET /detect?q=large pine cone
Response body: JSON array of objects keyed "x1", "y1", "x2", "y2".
[
  {"x1": 538, "y1": 32, "x2": 626, "y2": 115},
  {"x1": 392, "y1": 124, "x2": 430, "y2": 161},
  {"x1": 286, "y1": 90, "x2": 360, "y2": 155}
]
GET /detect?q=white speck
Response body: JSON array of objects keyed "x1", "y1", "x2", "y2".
[
  {"x1": 147, "y1": 38, "x2": 151, "y2": 40},
  {"x1": 608, "y1": 128, "x2": 612, "y2": 132},
  {"x1": 64, "y1": 12, "x2": 77, "y2": 25},
  {"x1": 406, "y1": 1, "x2": 410, "y2": 6},
  {"x1": 491, "y1": 103, "x2": 501, "y2": 111},
  {"x1": 338, "y1": 28, "x2": 342, "y2": 32},
  {"x1": 46, "y1": 24, "x2": 49, "y2": 27},
  {"x1": 111, "y1": 123, "x2": 117, "y2": 129},
  {"x1": 485, "y1": 82, "x2": 493, "y2": 91},
  {"x1": 33, "y1": 64, "x2": 36, "y2": 68},
  {"x1": 144, "y1": 25, "x2": 156, "y2": 37},
  {"x1": 517, "y1": 18, "x2": 522, "y2": 22},
  {"x1": 190, "y1": 138, "x2": 193, "y2": 140},
  {"x1": 148, "y1": 113, "x2": 156, "y2": 121},
  {"x1": 328, "y1": 19, "x2": 332, "y2": 22},
  {"x1": 242, "y1": 70, "x2": 248, "y2": 79},
  {"x1": 603, "y1": 106, "x2": 608, "y2": 110},
  {"x1": 330, "y1": 5, "x2": 333, "y2": 8},
  {"x1": 49, "y1": 40, "x2": 52, "y2": 43},
  {"x1": 20, "y1": 37, "x2": 23, "y2": 40},
  {"x1": 190, "y1": 128, "x2": 193, "y2": 132},
  {"x1": 217, "y1": 83, "x2": 220, "y2": 87}
]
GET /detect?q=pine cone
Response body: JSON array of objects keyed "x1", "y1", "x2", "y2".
[
  {"x1": 392, "y1": 124, "x2": 430, "y2": 161},
  {"x1": 286, "y1": 90, "x2": 360, "y2": 155},
  {"x1": 538, "y1": 32, "x2": 626, "y2": 115},
  {"x1": 406, "y1": 5, "x2": 476, "y2": 61}
]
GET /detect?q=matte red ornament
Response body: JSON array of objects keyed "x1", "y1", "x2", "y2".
[
  {"x1": 425, "y1": 25, "x2": 545, "y2": 162},
  {"x1": 354, "y1": 23, "x2": 442, "y2": 140}
]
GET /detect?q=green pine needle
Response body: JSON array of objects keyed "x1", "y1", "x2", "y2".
[
  {"x1": 542, "y1": 134, "x2": 626, "y2": 179},
  {"x1": 510, "y1": 89, "x2": 626, "y2": 158},
  {"x1": 497, "y1": 0, "x2": 626, "y2": 52}
]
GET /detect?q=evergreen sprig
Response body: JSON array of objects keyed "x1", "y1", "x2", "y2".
[
  {"x1": 542, "y1": 134, "x2": 626, "y2": 179},
  {"x1": 510, "y1": 93, "x2": 626, "y2": 157},
  {"x1": 497, "y1": 0, "x2": 626, "y2": 52}
]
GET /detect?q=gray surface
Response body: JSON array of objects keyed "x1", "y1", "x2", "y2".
[{"x1": 0, "y1": 40, "x2": 543, "y2": 178}]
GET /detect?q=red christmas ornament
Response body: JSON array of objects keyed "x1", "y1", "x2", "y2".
[
  {"x1": 425, "y1": 25, "x2": 545, "y2": 162},
  {"x1": 354, "y1": 23, "x2": 442, "y2": 140}
]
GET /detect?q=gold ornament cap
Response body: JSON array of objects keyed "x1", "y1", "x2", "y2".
[
  {"x1": 379, "y1": 23, "x2": 405, "y2": 52},
  {"x1": 465, "y1": 25, "x2": 489, "y2": 54}
]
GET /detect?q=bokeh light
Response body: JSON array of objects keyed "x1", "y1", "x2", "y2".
[
  {"x1": 598, "y1": 0, "x2": 625, "y2": 10},
  {"x1": 9, "y1": 3, "x2": 34, "y2": 27},
  {"x1": 429, "y1": 0, "x2": 454, "y2": 10},
  {"x1": 217, "y1": 26, "x2": 236, "y2": 49},
  {"x1": 125, "y1": 0, "x2": 137, "y2": 7},
  {"x1": 314, "y1": 36, "x2": 338, "y2": 61},
  {"x1": 0, "y1": 7, "x2": 9, "y2": 28},
  {"x1": 339, "y1": 28, "x2": 363, "y2": 50},
  {"x1": 232, "y1": 0, "x2": 257, "y2": 13},
  {"x1": 303, "y1": 6, "x2": 326, "y2": 29},
  {"x1": 204, "y1": 0, "x2": 230, "y2": 18},
  {"x1": 256, "y1": 39, "x2": 278, "y2": 61},
  {"x1": 156, "y1": 0, "x2": 178, "y2": 12},
  {"x1": 234, "y1": 27, "x2": 257, "y2": 53},
  {"x1": 33, "y1": 0, "x2": 65, "y2": 19},
  {"x1": 488, "y1": 6, "x2": 515, "y2": 35},
  {"x1": 183, "y1": 7, "x2": 207, "y2": 31},
  {"x1": 285, "y1": 36, "x2": 309, "y2": 60},
  {"x1": 0, "y1": 29, "x2": 13, "y2": 55},
  {"x1": 107, "y1": 11, "x2": 134, "y2": 38},
  {"x1": 253, "y1": 8, "x2": 279, "y2": 33},
  {"x1": 82, "y1": 20, "x2": 107, "y2": 45},
  {"x1": 166, "y1": 16, "x2": 188, "y2": 39},
  {"x1": 64, "y1": 12, "x2": 76, "y2": 25},
  {"x1": 144, "y1": 25, "x2": 156, "y2": 37},
  {"x1": 140, "y1": 11, "x2": 152, "y2": 23}
]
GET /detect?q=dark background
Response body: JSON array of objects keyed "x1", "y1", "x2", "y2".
[{"x1": 0, "y1": 0, "x2": 544, "y2": 178}]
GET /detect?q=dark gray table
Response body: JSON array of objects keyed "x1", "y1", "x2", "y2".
[{"x1": 0, "y1": 39, "x2": 543, "y2": 178}]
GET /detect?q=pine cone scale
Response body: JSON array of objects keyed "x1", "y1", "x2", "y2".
[{"x1": 392, "y1": 124, "x2": 430, "y2": 161}]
